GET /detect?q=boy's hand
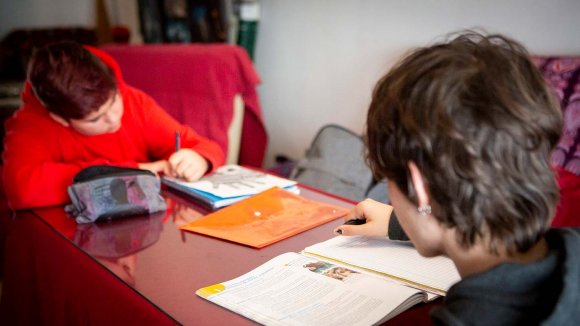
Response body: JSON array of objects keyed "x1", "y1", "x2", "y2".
[
  {"x1": 334, "y1": 199, "x2": 393, "y2": 237},
  {"x1": 168, "y1": 149, "x2": 209, "y2": 181},
  {"x1": 138, "y1": 160, "x2": 171, "y2": 177}
]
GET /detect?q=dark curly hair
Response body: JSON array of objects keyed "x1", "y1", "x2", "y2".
[
  {"x1": 27, "y1": 41, "x2": 117, "y2": 120},
  {"x1": 365, "y1": 31, "x2": 563, "y2": 254}
]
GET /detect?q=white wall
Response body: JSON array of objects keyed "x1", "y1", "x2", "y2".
[{"x1": 254, "y1": 0, "x2": 580, "y2": 168}]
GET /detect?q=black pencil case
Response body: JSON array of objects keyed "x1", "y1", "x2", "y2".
[{"x1": 65, "y1": 165, "x2": 167, "y2": 224}]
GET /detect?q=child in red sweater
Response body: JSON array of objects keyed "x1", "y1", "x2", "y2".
[{"x1": 2, "y1": 42, "x2": 224, "y2": 209}]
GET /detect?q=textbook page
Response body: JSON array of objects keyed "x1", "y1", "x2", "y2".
[
  {"x1": 197, "y1": 252, "x2": 427, "y2": 326},
  {"x1": 166, "y1": 164, "x2": 297, "y2": 198},
  {"x1": 303, "y1": 236, "x2": 461, "y2": 296}
]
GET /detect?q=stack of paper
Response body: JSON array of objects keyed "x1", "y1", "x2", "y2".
[{"x1": 162, "y1": 165, "x2": 299, "y2": 209}]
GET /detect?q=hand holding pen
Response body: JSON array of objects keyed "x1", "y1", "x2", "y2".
[
  {"x1": 168, "y1": 130, "x2": 209, "y2": 181},
  {"x1": 137, "y1": 131, "x2": 180, "y2": 177},
  {"x1": 334, "y1": 199, "x2": 393, "y2": 237}
]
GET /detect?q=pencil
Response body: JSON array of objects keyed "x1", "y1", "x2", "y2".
[{"x1": 175, "y1": 131, "x2": 181, "y2": 152}]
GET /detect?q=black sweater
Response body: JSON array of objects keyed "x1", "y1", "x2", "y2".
[{"x1": 430, "y1": 228, "x2": 580, "y2": 325}]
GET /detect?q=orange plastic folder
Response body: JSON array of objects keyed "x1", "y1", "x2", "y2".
[{"x1": 179, "y1": 187, "x2": 349, "y2": 248}]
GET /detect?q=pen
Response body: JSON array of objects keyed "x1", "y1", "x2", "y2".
[
  {"x1": 343, "y1": 219, "x2": 366, "y2": 226},
  {"x1": 336, "y1": 219, "x2": 366, "y2": 234},
  {"x1": 175, "y1": 131, "x2": 181, "y2": 152}
]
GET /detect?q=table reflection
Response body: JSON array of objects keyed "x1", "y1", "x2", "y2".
[
  {"x1": 69, "y1": 192, "x2": 217, "y2": 286},
  {"x1": 167, "y1": 197, "x2": 206, "y2": 227},
  {"x1": 72, "y1": 211, "x2": 165, "y2": 285}
]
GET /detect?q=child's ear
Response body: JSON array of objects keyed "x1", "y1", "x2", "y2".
[
  {"x1": 48, "y1": 112, "x2": 70, "y2": 127},
  {"x1": 407, "y1": 161, "x2": 430, "y2": 208}
]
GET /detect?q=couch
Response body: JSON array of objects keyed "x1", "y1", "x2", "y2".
[{"x1": 534, "y1": 56, "x2": 580, "y2": 227}]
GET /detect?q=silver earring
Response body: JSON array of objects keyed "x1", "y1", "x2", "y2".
[{"x1": 417, "y1": 205, "x2": 432, "y2": 216}]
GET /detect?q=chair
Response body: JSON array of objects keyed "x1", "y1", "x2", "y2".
[
  {"x1": 289, "y1": 124, "x2": 376, "y2": 202},
  {"x1": 101, "y1": 43, "x2": 267, "y2": 167}
]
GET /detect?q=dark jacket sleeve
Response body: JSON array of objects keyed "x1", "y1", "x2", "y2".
[{"x1": 388, "y1": 211, "x2": 410, "y2": 241}]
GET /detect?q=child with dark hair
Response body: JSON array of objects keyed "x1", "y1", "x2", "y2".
[
  {"x1": 3, "y1": 42, "x2": 224, "y2": 209},
  {"x1": 335, "y1": 32, "x2": 580, "y2": 324}
]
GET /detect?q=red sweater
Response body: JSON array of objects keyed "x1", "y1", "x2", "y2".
[{"x1": 2, "y1": 47, "x2": 224, "y2": 210}]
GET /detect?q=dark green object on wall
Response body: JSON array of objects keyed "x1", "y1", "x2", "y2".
[
  {"x1": 236, "y1": 1, "x2": 260, "y2": 61},
  {"x1": 237, "y1": 19, "x2": 258, "y2": 60}
]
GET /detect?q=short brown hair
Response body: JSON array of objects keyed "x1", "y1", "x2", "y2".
[
  {"x1": 27, "y1": 41, "x2": 116, "y2": 119},
  {"x1": 366, "y1": 32, "x2": 563, "y2": 254}
]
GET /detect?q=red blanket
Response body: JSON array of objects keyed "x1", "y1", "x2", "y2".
[
  {"x1": 553, "y1": 167, "x2": 580, "y2": 227},
  {"x1": 101, "y1": 44, "x2": 267, "y2": 167}
]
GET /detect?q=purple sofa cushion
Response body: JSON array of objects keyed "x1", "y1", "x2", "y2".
[{"x1": 534, "y1": 56, "x2": 580, "y2": 175}]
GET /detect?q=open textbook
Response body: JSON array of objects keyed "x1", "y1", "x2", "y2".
[
  {"x1": 162, "y1": 165, "x2": 299, "y2": 209},
  {"x1": 196, "y1": 236, "x2": 461, "y2": 325}
]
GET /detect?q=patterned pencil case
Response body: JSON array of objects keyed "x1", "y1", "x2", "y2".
[{"x1": 65, "y1": 165, "x2": 167, "y2": 224}]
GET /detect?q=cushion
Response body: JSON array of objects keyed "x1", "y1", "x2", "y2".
[{"x1": 533, "y1": 56, "x2": 580, "y2": 175}]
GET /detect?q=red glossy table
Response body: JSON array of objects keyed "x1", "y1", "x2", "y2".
[{"x1": 0, "y1": 185, "x2": 437, "y2": 325}]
